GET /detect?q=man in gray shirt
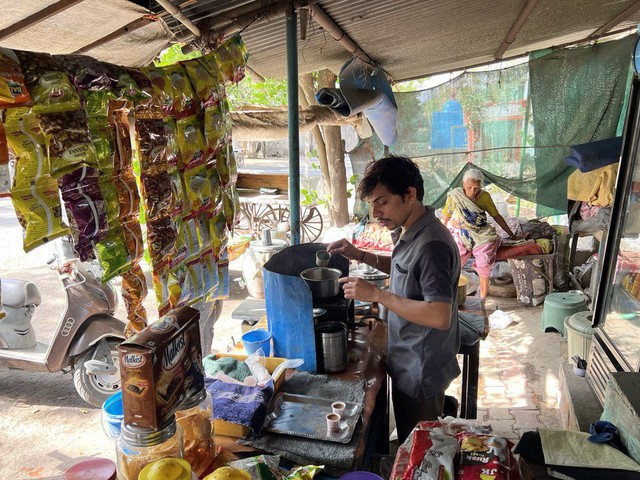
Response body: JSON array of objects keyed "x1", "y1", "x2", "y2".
[{"x1": 327, "y1": 156, "x2": 460, "y2": 443}]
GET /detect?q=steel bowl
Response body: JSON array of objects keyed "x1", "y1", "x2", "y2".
[{"x1": 300, "y1": 267, "x2": 342, "y2": 299}]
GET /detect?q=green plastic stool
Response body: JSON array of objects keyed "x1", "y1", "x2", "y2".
[{"x1": 540, "y1": 292, "x2": 588, "y2": 336}]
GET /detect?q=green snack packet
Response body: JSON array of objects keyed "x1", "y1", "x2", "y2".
[{"x1": 95, "y1": 228, "x2": 132, "y2": 282}]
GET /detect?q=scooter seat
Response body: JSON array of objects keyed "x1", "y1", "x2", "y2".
[{"x1": 1, "y1": 279, "x2": 42, "y2": 308}]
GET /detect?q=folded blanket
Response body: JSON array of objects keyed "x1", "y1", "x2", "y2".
[
  {"x1": 565, "y1": 137, "x2": 622, "y2": 173},
  {"x1": 203, "y1": 355, "x2": 251, "y2": 382},
  {"x1": 205, "y1": 377, "x2": 274, "y2": 434}
]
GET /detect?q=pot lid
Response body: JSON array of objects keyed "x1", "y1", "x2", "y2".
[
  {"x1": 360, "y1": 269, "x2": 389, "y2": 280},
  {"x1": 249, "y1": 239, "x2": 288, "y2": 253}
]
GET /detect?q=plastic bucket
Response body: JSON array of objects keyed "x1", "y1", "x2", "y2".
[
  {"x1": 242, "y1": 329, "x2": 272, "y2": 356},
  {"x1": 101, "y1": 391, "x2": 123, "y2": 440},
  {"x1": 339, "y1": 472, "x2": 384, "y2": 480}
]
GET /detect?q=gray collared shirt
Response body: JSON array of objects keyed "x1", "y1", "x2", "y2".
[{"x1": 387, "y1": 206, "x2": 461, "y2": 398}]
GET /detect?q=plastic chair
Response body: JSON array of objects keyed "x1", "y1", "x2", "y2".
[{"x1": 541, "y1": 292, "x2": 588, "y2": 336}]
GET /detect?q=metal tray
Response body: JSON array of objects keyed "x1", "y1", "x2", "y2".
[{"x1": 264, "y1": 393, "x2": 363, "y2": 443}]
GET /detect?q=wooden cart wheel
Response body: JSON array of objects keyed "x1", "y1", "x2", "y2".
[
  {"x1": 257, "y1": 205, "x2": 323, "y2": 243},
  {"x1": 235, "y1": 202, "x2": 274, "y2": 234},
  {"x1": 300, "y1": 206, "x2": 323, "y2": 243},
  {"x1": 234, "y1": 207, "x2": 253, "y2": 235}
]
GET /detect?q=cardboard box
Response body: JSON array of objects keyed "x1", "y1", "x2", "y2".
[
  {"x1": 118, "y1": 306, "x2": 203, "y2": 430},
  {"x1": 212, "y1": 353, "x2": 287, "y2": 438}
]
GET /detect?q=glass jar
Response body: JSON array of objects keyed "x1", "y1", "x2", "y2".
[
  {"x1": 116, "y1": 417, "x2": 183, "y2": 480},
  {"x1": 176, "y1": 388, "x2": 215, "y2": 478}
]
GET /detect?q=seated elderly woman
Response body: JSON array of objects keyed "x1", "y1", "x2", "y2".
[{"x1": 442, "y1": 169, "x2": 516, "y2": 300}]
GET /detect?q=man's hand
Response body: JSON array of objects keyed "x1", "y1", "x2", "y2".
[
  {"x1": 339, "y1": 276, "x2": 379, "y2": 302},
  {"x1": 327, "y1": 238, "x2": 362, "y2": 262}
]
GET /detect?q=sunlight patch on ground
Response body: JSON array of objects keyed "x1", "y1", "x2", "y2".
[{"x1": 544, "y1": 370, "x2": 561, "y2": 408}]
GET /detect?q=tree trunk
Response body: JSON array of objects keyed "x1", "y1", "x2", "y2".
[
  {"x1": 298, "y1": 74, "x2": 330, "y2": 197},
  {"x1": 317, "y1": 70, "x2": 349, "y2": 227}
]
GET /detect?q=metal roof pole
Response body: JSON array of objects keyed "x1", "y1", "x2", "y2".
[{"x1": 286, "y1": 1, "x2": 301, "y2": 245}]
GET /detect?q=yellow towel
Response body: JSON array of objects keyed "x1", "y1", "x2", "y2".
[{"x1": 566, "y1": 163, "x2": 619, "y2": 206}]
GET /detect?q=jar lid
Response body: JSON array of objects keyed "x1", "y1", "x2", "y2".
[
  {"x1": 120, "y1": 417, "x2": 177, "y2": 447},
  {"x1": 180, "y1": 387, "x2": 207, "y2": 410}
]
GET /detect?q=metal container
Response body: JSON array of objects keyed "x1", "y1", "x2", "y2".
[
  {"x1": 315, "y1": 321, "x2": 348, "y2": 373},
  {"x1": 300, "y1": 267, "x2": 342, "y2": 299},
  {"x1": 361, "y1": 270, "x2": 389, "y2": 289}
]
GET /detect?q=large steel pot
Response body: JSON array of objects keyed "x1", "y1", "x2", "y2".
[{"x1": 300, "y1": 267, "x2": 342, "y2": 299}]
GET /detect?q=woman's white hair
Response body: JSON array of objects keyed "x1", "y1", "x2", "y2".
[{"x1": 463, "y1": 168, "x2": 484, "y2": 185}]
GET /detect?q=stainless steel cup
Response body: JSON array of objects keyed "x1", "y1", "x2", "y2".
[{"x1": 315, "y1": 321, "x2": 348, "y2": 373}]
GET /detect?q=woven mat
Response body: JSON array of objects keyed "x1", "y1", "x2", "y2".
[{"x1": 238, "y1": 371, "x2": 366, "y2": 474}]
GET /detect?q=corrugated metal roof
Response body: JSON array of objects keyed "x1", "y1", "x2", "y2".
[
  {"x1": 0, "y1": 0, "x2": 638, "y2": 79},
  {"x1": 144, "y1": 0, "x2": 640, "y2": 81}
]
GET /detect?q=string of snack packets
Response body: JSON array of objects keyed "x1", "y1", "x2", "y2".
[{"x1": 0, "y1": 36, "x2": 248, "y2": 337}]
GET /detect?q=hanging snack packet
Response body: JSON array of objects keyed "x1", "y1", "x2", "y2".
[
  {"x1": 182, "y1": 158, "x2": 211, "y2": 214},
  {"x1": 167, "y1": 260, "x2": 189, "y2": 307},
  {"x1": 181, "y1": 214, "x2": 200, "y2": 257},
  {"x1": 207, "y1": 164, "x2": 223, "y2": 213},
  {"x1": 186, "y1": 255, "x2": 204, "y2": 301},
  {"x1": 113, "y1": 171, "x2": 140, "y2": 220},
  {"x1": 38, "y1": 109, "x2": 98, "y2": 177},
  {"x1": 196, "y1": 211, "x2": 213, "y2": 253},
  {"x1": 61, "y1": 54, "x2": 118, "y2": 91},
  {"x1": 222, "y1": 185, "x2": 240, "y2": 229},
  {"x1": 95, "y1": 228, "x2": 132, "y2": 282},
  {"x1": 59, "y1": 166, "x2": 109, "y2": 261},
  {"x1": 177, "y1": 114, "x2": 208, "y2": 166},
  {"x1": 15, "y1": 50, "x2": 81, "y2": 113},
  {"x1": 145, "y1": 66, "x2": 173, "y2": 115},
  {"x1": 215, "y1": 143, "x2": 233, "y2": 187},
  {"x1": 98, "y1": 175, "x2": 120, "y2": 228},
  {"x1": 203, "y1": 103, "x2": 230, "y2": 154},
  {"x1": 216, "y1": 256, "x2": 230, "y2": 298},
  {"x1": 217, "y1": 35, "x2": 248, "y2": 84},
  {"x1": 121, "y1": 262, "x2": 148, "y2": 338},
  {"x1": 0, "y1": 48, "x2": 30, "y2": 106},
  {"x1": 201, "y1": 251, "x2": 219, "y2": 298},
  {"x1": 4, "y1": 108, "x2": 50, "y2": 185},
  {"x1": 164, "y1": 64, "x2": 197, "y2": 119},
  {"x1": 210, "y1": 210, "x2": 229, "y2": 258},
  {"x1": 152, "y1": 265, "x2": 171, "y2": 316},
  {"x1": 136, "y1": 118, "x2": 169, "y2": 173},
  {"x1": 183, "y1": 54, "x2": 223, "y2": 108},
  {"x1": 11, "y1": 175, "x2": 70, "y2": 252},
  {"x1": 120, "y1": 66, "x2": 153, "y2": 102},
  {"x1": 147, "y1": 216, "x2": 177, "y2": 264},
  {"x1": 141, "y1": 171, "x2": 176, "y2": 220},
  {"x1": 113, "y1": 108, "x2": 133, "y2": 172},
  {"x1": 123, "y1": 218, "x2": 144, "y2": 261},
  {"x1": 164, "y1": 117, "x2": 180, "y2": 169}
]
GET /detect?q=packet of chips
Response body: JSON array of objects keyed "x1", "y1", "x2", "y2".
[
  {"x1": 135, "y1": 118, "x2": 169, "y2": 173},
  {"x1": 98, "y1": 175, "x2": 120, "y2": 228},
  {"x1": 11, "y1": 174, "x2": 70, "y2": 252},
  {"x1": 38, "y1": 109, "x2": 98, "y2": 177},
  {"x1": 210, "y1": 210, "x2": 229, "y2": 258},
  {"x1": 182, "y1": 158, "x2": 211, "y2": 214},
  {"x1": 222, "y1": 185, "x2": 240, "y2": 229},
  {"x1": 196, "y1": 211, "x2": 213, "y2": 253},
  {"x1": 59, "y1": 166, "x2": 109, "y2": 261},
  {"x1": 203, "y1": 103, "x2": 231, "y2": 154},
  {"x1": 152, "y1": 265, "x2": 171, "y2": 315},
  {"x1": 217, "y1": 35, "x2": 248, "y2": 84},
  {"x1": 4, "y1": 108, "x2": 50, "y2": 185},
  {"x1": 123, "y1": 218, "x2": 144, "y2": 261},
  {"x1": 120, "y1": 66, "x2": 153, "y2": 102},
  {"x1": 183, "y1": 54, "x2": 224, "y2": 108},
  {"x1": 141, "y1": 171, "x2": 176, "y2": 221},
  {"x1": 0, "y1": 48, "x2": 30, "y2": 106},
  {"x1": 95, "y1": 227, "x2": 132, "y2": 282},
  {"x1": 147, "y1": 216, "x2": 177, "y2": 264},
  {"x1": 113, "y1": 171, "x2": 140, "y2": 220},
  {"x1": 181, "y1": 214, "x2": 200, "y2": 257},
  {"x1": 145, "y1": 66, "x2": 173, "y2": 115},
  {"x1": 206, "y1": 164, "x2": 224, "y2": 213},
  {"x1": 164, "y1": 64, "x2": 197, "y2": 119},
  {"x1": 177, "y1": 114, "x2": 208, "y2": 166},
  {"x1": 216, "y1": 256, "x2": 230, "y2": 298},
  {"x1": 121, "y1": 262, "x2": 148, "y2": 338},
  {"x1": 15, "y1": 50, "x2": 81, "y2": 113},
  {"x1": 201, "y1": 251, "x2": 219, "y2": 298},
  {"x1": 60, "y1": 54, "x2": 119, "y2": 91},
  {"x1": 113, "y1": 108, "x2": 133, "y2": 172}
]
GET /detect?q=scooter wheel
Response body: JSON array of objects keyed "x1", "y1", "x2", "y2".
[{"x1": 72, "y1": 339, "x2": 121, "y2": 407}]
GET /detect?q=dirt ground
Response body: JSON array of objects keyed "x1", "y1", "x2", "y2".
[{"x1": 0, "y1": 196, "x2": 567, "y2": 479}]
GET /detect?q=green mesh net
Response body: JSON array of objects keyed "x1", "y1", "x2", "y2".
[{"x1": 350, "y1": 35, "x2": 634, "y2": 217}]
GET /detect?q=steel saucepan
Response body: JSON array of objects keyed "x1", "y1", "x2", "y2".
[{"x1": 300, "y1": 267, "x2": 342, "y2": 299}]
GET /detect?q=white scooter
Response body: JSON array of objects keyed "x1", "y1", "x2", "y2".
[{"x1": 0, "y1": 237, "x2": 126, "y2": 407}]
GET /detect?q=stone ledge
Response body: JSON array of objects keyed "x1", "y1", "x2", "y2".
[{"x1": 559, "y1": 363, "x2": 603, "y2": 432}]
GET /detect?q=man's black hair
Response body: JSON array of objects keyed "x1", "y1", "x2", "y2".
[{"x1": 357, "y1": 155, "x2": 424, "y2": 202}]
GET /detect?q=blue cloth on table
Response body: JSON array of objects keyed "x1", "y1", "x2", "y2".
[
  {"x1": 205, "y1": 377, "x2": 274, "y2": 435},
  {"x1": 565, "y1": 136, "x2": 622, "y2": 173}
]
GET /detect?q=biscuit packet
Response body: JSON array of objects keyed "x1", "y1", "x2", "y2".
[
  {"x1": 4, "y1": 108, "x2": 50, "y2": 185},
  {"x1": 15, "y1": 50, "x2": 81, "y2": 114},
  {"x1": 0, "y1": 48, "x2": 30, "y2": 106},
  {"x1": 11, "y1": 174, "x2": 70, "y2": 252}
]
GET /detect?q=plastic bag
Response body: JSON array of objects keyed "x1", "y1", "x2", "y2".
[
  {"x1": 15, "y1": 50, "x2": 81, "y2": 114},
  {"x1": 0, "y1": 48, "x2": 30, "y2": 106},
  {"x1": 401, "y1": 427, "x2": 457, "y2": 480},
  {"x1": 11, "y1": 175, "x2": 70, "y2": 252},
  {"x1": 228, "y1": 455, "x2": 280, "y2": 480},
  {"x1": 489, "y1": 310, "x2": 514, "y2": 330}
]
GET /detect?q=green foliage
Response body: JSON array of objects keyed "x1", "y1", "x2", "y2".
[
  {"x1": 154, "y1": 43, "x2": 202, "y2": 67},
  {"x1": 227, "y1": 74, "x2": 288, "y2": 108}
]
